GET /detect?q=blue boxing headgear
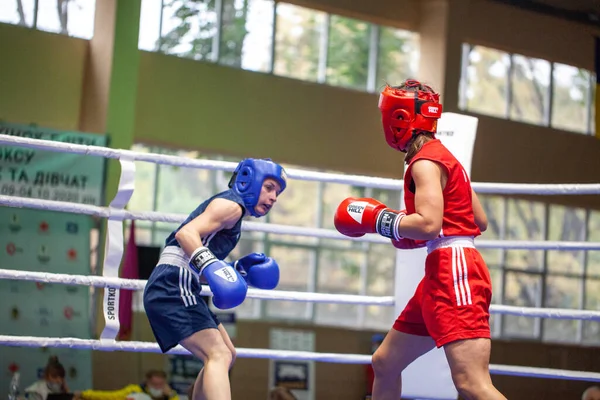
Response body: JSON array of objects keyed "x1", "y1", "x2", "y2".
[{"x1": 228, "y1": 158, "x2": 287, "y2": 217}]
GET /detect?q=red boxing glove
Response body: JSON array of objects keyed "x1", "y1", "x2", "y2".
[{"x1": 334, "y1": 197, "x2": 406, "y2": 240}]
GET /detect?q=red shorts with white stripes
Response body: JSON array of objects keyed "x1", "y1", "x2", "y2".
[{"x1": 393, "y1": 246, "x2": 492, "y2": 347}]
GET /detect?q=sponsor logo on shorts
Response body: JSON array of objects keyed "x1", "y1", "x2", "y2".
[{"x1": 347, "y1": 201, "x2": 368, "y2": 224}]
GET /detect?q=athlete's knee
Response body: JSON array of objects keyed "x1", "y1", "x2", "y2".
[
  {"x1": 206, "y1": 344, "x2": 233, "y2": 367},
  {"x1": 452, "y1": 370, "x2": 494, "y2": 400},
  {"x1": 452, "y1": 373, "x2": 474, "y2": 399},
  {"x1": 372, "y1": 348, "x2": 404, "y2": 377}
]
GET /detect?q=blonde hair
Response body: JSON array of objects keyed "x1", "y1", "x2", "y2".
[{"x1": 405, "y1": 132, "x2": 435, "y2": 164}]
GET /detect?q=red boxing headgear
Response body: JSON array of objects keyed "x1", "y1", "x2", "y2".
[{"x1": 378, "y1": 79, "x2": 443, "y2": 152}]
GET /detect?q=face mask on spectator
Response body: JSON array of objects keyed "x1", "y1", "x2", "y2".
[{"x1": 47, "y1": 382, "x2": 62, "y2": 393}]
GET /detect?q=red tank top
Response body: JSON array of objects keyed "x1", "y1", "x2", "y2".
[{"x1": 403, "y1": 139, "x2": 481, "y2": 238}]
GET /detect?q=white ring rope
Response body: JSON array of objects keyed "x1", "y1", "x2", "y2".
[
  {"x1": 0, "y1": 135, "x2": 397, "y2": 189},
  {"x1": 3, "y1": 135, "x2": 600, "y2": 388},
  {"x1": 2, "y1": 195, "x2": 600, "y2": 251},
  {"x1": 487, "y1": 364, "x2": 600, "y2": 382},
  {"x1": 2, "y1": 268, "x2": 600, "y2": 321},
  {"x1": 0, "y1": 335, "x2": 598, "y2": 382},
  {"x1": 2, "y1": 134, "x2": 600, "y2": 194},
  {"x1": 0, "y1": 269, "x2": 394, "y2": 306}
]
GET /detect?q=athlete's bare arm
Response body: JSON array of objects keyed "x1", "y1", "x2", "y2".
[{"x1": 175, "y1": 198, "x2": 243, "y2": 257}]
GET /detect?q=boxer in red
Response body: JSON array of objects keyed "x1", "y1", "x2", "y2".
[{"x1": 334, "y1": 80, "x2": 506, "y2": 400}]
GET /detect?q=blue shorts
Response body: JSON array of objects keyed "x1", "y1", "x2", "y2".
[{"x1": 143, "y1": 263, "x2": 220, "y2": 353}]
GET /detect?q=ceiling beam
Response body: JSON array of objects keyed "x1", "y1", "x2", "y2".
[{"x1": 489, "y1": 0, "x2": 600, "y2": 28}]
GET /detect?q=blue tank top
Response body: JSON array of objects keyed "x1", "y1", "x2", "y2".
[{"x1": 164, "y1": 190, "x2": 246, "y2": 260}]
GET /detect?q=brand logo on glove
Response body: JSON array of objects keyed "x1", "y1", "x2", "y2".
[
  {"x1": 347, "y1": 201, "x2": 368, "y2": 223},
  {"x1": 196, "y1": 251, "x2": 214, "y2": 263},
  {"x1": 214, "y1": 266, "x2": 238, "y2": 283},
  {"x1": 191, "y1": 247, "x2": 218, "y2": 273},
  {"x1": 376, "y1": 210, "x2": 399, "y2": 240}
]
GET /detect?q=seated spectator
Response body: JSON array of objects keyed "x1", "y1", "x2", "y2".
[
  {"x1": 79, "y1": 370, "x2": 178, "y2": 400},
  {"x1": 268, "y1": 386, "x2": 297, "y2": 400},
  {"x1": 583, "y1": 386, "x2": 600, "y2": 400},
  {"x1": 25, "y1": 356, "x2": 70, "y2": 400}
]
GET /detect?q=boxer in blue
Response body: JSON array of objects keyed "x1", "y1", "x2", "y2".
[{"x1": 143, "y1": 158, "x2": 287, "y2": 400}]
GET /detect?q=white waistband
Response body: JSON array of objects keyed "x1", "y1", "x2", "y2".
[
  {"x1": 426, "y1": 236, "x2": 475, "y2": 254},
  {"x1": 158, "y1": 246, "x2": 189, "y2": 269},
  {"x1": 158, "y1": 246, "x2": 200, "y2": 280}
]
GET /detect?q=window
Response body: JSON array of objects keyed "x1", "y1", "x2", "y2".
[
  {"x1": 478, "y1": 194, "x2": 506, "y2": 336},
  {"x1": 315, "y1": 248, "x2": 364, "y2": 326},
  {"x1": 462, "y1": 45, "x2": 509, "y2": 118},
  {"x1": 157, "y1": 0, "x2": 219, "y2": 61},
  {"x1": 460, "y1": 44, "x2": 595, "y2": 135},
  {"x1": 377, "y1": 26, "x2": 419, "y2": 89},
  {"x1": 588, "y1": 211, "x2": 600, "y2": 277},
  {"x1": 584, "y1": 211, "x2": 600, "y2": 344},
  {"x1": 273, "y1": 3, "x2": 324, "y2": 82},
  {"x1": 503, "y1": 271, "x2": 542, "y2": 338},
  {"x1": 583, "y1": 278, "x2": 600, "y2": 344},
  {"x1": 364, "y1": 243, "x2": 397, "y2": 329},
  {"x1": 509, "y1": 55, "x2": 550, "y2": 125},
  {"x1": 551, "y1": 64, "x2": 591, "y2": 134},
  {"x1": 478, "y1": 195, "x2": 505, "y2": 267},
  {"x1": 505, "y1": 199, "x2": 545, "y2": 272},
  {"x1": 326, "y1": 15, "x2": 370, "y2": 90},
  {"x1": 138, "y1": 1, "x2": 419, "y2": 93},
  {"x1": 0, "y1": 0, "x2": 95, "y2": 39},
  {"x1": 267, "y1": 178, "x2": 319, "y2": 245},
  {"x1": 139, "y1": 0, "x2": 162, "y2": 51},
  {"x1": 547, "y1": 205, "x2": 586, "y2": 275},
  {"x1": 219, "y1": 0, "x2": 274, "y2": 73},
  {"x1": 543, "y1": 274, "x2": 581, "y2": 342},
  {"x1": 465, "y1": 194, "x2": 599, "y2": 344},
  {"x1": 543, "y1": 206, "x2": 586, "y2": 341},
  {"x1": 0, "y1": 0, "x2": 36, "y2": 27}
]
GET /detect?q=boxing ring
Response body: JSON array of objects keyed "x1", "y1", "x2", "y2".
[{"x1": 1, "y1": 135, "x2": 600, "y2": 396}]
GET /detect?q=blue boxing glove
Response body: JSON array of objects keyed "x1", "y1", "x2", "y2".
[
  {"x1": 189, "y1": 247, "x2": 248, "y2": 309},
  {"x1": 233, "y1": 253, "x2": 280, "y2": 290}
]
